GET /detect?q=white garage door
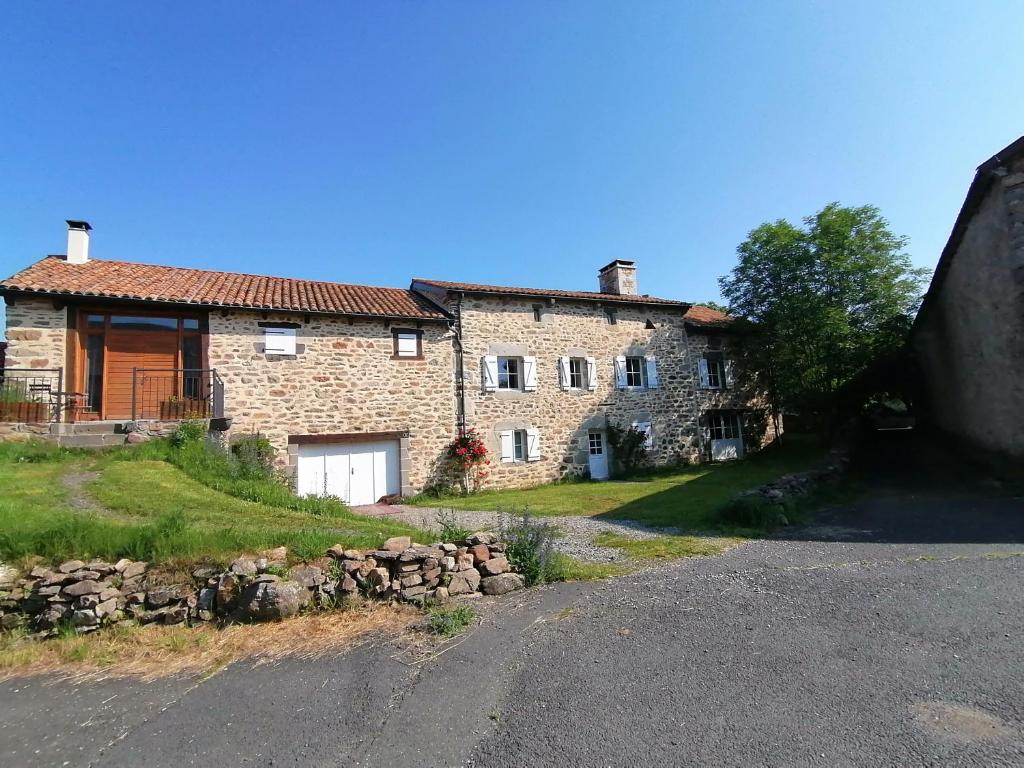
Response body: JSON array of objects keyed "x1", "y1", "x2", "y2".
[{"x1": 296, "y1": 440, "x2": 400, "y2": 506}]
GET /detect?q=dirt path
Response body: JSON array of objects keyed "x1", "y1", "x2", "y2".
[{"x1": 58, "y1": 463, "x2": 120, "y2": 518}]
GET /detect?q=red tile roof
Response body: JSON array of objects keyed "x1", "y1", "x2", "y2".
[
  {"x1": 1, "y1": 257, "x2": 449, "y2": 321},
  {"x1": 683, "y1": 304, "x2": 735, "y2": 328},
  {"x1": 412, "y1": 278, "x2": 689, "y2": 307}
]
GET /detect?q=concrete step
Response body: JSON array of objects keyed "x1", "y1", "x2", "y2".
[
  {"x1": 51, "y1": 421, "x2": 129, "y2": 436},
  {"x1": 58, "y1": 434, "x2": 128, "y2": 449}
]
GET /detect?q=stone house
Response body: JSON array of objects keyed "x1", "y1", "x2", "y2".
[
  {"x1": 912, "y1": 135, "x2": 1024, "y2": 463},
  {"x1": 1, "y1": 221, "x2": 777, "y2": 501}
]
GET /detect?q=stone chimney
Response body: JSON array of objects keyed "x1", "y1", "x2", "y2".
[
  {"x1": 598, "y1": 260, "x2": 637, "y2": 296},
  {"x1": 65, "y1": 220, "x2": 92, "y2": 264}
]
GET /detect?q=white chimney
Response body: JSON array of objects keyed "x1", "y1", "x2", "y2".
[{"x1": 66, "y1": 220, "x2": 92, "y2": 264}]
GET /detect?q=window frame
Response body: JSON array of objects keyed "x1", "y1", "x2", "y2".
[
  {"x1": 392, "y1": 328, "x2": 424, "y2": 359},
  {"x1": 497, "y1": 356, "x2": 522, "y2": 390},
  {"x1": 568, "y1": 357, "x2": 585, "y2": 390},
  {"x1": 513, "y1": 430, "x2": 526, "y2": 461},
  {"x1": 624, "y1": 356, "x2": 645, "y2": 388},
  {"x1": 709, "y1": 412, "x2": 742, "y2": 441},
  {"x1": 705, "y1": 355, "x2": 726, "y2": 389}
]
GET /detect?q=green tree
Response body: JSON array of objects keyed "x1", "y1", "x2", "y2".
[{"x1": 719, "y1": 203, "x2": 926, "y2": 431}]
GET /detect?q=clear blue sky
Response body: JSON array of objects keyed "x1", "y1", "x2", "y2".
[{"x1": 2, "y1": 1, "x2": 1022, "y2": 336}]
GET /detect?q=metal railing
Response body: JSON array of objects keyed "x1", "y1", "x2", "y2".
[
  {"x1": 0, "y1": 368, "x2": 65, "y2": 423},
  {"x1": 131, "y1": 368, "x2": 224, "y2": 421}
]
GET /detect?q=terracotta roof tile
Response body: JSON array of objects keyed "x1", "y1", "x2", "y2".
[
  {"x1": 412, "y1": 278, "x2": 689, "y2": 307},
  {"x1": 1, "y1": 257, "x2": 449, "y2": 321},
  {"x1": 683, "y1": 304, "x2": 735, "y2": 327}
]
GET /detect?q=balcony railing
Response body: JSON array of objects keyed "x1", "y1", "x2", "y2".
[
  {"x1": 0, "y1": 368, "x2": 65, "y2": 423},
  {"x1": 131, "y1": 368, "x2": 224, "y2": 421}
]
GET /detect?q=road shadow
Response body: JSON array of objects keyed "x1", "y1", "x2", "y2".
[{"x1": 778, "y1": 430, "x2": 1024, "y2": 546}]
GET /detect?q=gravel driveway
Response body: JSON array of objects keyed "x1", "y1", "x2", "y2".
[{"x1": 367, "y1": 504, "x2": 675, "y2": 562}]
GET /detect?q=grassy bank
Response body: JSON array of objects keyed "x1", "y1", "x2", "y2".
[
  {"x1": 0, "y1": 440, "x2": 426, "y2": 566},
  {"x1": 407, "y1": 437, "x2": 822, "y2": 529}
]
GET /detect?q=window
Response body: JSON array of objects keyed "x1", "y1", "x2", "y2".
[
  {"x1": 532, "y1": 304, "x2": 543, "y2": 322},
  {"x1": 392, "y1": 329, "x2": 422, "y2": 358},
  {"x1": 108, "y1": 315, "x2": 179, "y2": 331},
  {"x1": 699, "y1": 353, "x2": 729, "y2": 389},
  {"x1": 614, "y1": 355, "x2": 658, "y2": 389},
  {"x1": 588, "y1": 431, "x2": 603, "y2": 455},
  {"x1": 499, "y1": 427, "x2": 541, "y2": 463},
  {"x1": 559, "y1": 356, "x2": 596, "y2": 391},
  {"x1": 569, "y1": 358, "x2": 584, "y2": 389},
  {"x1": 709, "y1": 413, "x2": 742, "y2": 440},
  {"x1": 605, "y1": 309, "x2": 617, "y2": 325},
  {"x1": 498, "y1": 357, "x2": 520, "y2": 389},
  {"x1": 625, "y1": 356, "x2": 644, "y2": 387},
  {"x1": 264, "y1": 327, "x2": 297, "y2": 355}
]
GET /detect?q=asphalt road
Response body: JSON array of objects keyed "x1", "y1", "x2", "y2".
[{"x1": 3, "y1": 467, "x2": 1023, "y2": 766}]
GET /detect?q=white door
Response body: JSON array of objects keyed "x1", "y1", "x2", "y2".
[
  {"x1": 588, "y1": 430, "x2": 609, "y2": 480},
  {"x1": 297, "y1": 440, "x2": 400, "y2": 506},
  {"x1": 709, "y1": 413, "x2": 744, "y2": 461}
]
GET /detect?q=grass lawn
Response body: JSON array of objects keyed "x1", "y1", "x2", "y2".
[
  {"x1": 407, "y1": 436, "x2": 822, "y2": 530},
  {"x1": 0, "y1": 440, "x2": 425, "y2": 567}
]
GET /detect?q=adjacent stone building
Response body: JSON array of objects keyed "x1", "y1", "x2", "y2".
[
  {"x1": 912, "y1": 135, "x2": 1024, "y2": 463},
  {"x1": 1, "y1": 223, "x2": 778, "y2": 500}
]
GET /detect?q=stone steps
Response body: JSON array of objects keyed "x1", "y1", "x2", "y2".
[
  {"x1": 51, "y1": 421, "x2": 129, "y2": 436},
  {"x1": 57, "y1": 433, "x2": 128, "y2": 449}
]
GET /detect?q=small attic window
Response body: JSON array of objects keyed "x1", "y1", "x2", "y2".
[
  {"x1": 645, "y1": 319, "x2": 656, "y2": 329},
  {"x1": 532, "y1": 304, "x2": 543, "y2": 322}
]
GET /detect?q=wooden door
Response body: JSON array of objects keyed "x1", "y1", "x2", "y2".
[{"x1": 104, "y1": 331, "x2": 179, "y2": 419}]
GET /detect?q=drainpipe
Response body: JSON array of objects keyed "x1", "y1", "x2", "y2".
[
  {"x1": 682, "y1": 320, "x2": 705, "y2": 462},
  {"x1": 454, "y1": 292, "x2": 467, "y2": 435}
]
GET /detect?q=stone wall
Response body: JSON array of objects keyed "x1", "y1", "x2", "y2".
[
  {"x1": 207, "y1": 310, "x2": 457, "y2": 491},
  {"x1": 454, "y1": 294, "x2": 772, "y2": 487},
  {"x1": 2, "y1": 297, "x2": 66, "y2": 372},
  {"x1": 913, "y1": 159, "x2": 1024, "y2": 459},
  {"x1": 0, "y1": 535, "x2": 522, "y2": 637}
]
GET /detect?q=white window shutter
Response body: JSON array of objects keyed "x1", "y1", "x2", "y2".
[
  {"x1": 698, "y1": 358, "x2": 710, "y2": 388},
  {"x1": 482, "y1": 355, "x2": 498, "y2": 392},
  {"x1": 642, "y1": 422, "x2": 654, "y2": 449},
  {"x1": 585, "y1": 357, "x2": 597, "y2": 390},
  {"x1": 645, "y1": 356, "x2": 659, "y2": 389},
  {"x1": 558, "y1": 356, "x2": 571, "y2": 390},
  {"x1": 526, "y1": 427, "x2": 541, "y2": 461},
  {"x1": 523, "y1": 356, "x2": 538, "y2": 391},
  {"x1": 614, "y1": 356, "x2": 627, "y2": 389},
  {"x1": 498, "y1": 430, "x2": 515, "y2": 463},
  {"x1": 725, "y1": 359, "x2": 735, "y2": 388},
  {"x1": 265, "y1": 327, "x2": 296, "y2": 355}
]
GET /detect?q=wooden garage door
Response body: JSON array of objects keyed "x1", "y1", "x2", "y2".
[{"x1": 104, "y1": 331, "x2": 179, "y2": 419}]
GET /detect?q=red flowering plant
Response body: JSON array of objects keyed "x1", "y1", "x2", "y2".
[{"x1": 444, "y1": 428, "x2": 490, "y2": 494}]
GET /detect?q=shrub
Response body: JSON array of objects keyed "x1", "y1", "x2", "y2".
[
  {"x1": 498, "y1": 509, "x2": 564, "y2": 586},
  {"x1": 231, "y1": 433, "x2": 275, "y2": 480},
  {"x1": 606, "y1": 424, "x2": 650, "y2": 475},
  {"x1": 170, "y1": 419, "x2": 207, "y2": 448},
  {"x1": 426, "y1": 604, "x2": 475, "y2": 637},
  {"x1": 716, "y1": 495, "x2": 788, "y2": 529},
  {"x1": 435, "y1": 508, "x2": 471, "y2": 542},
  {"x1": 442, "y1": 428, "x2": 490, "y2": 494}
]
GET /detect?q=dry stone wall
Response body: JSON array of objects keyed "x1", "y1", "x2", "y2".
[
  {"x1": 207, "y1": 310, "x2": 457, "y2": 491},
  {"x1": 0, "y1": 535, "x2": 522, "y2": 637}
]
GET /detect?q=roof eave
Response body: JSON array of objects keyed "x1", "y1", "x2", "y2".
[
  {"x1": 0, "y1": 287, "x2": 451, "y2": 324},
  {"x1": 411, "y1": 279, "x2": 689, "y2": 310}
]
